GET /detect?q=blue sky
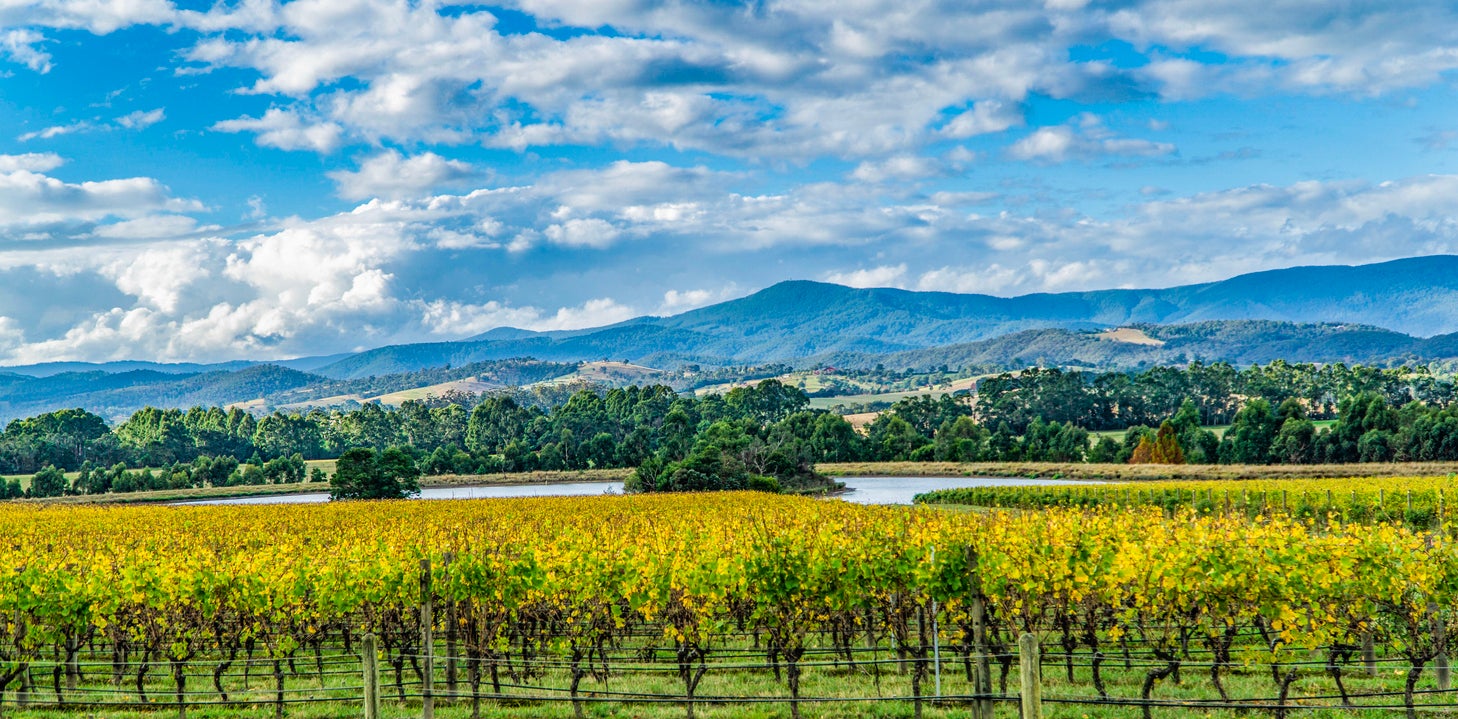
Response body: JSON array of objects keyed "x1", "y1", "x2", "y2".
[{"x1": 2, "y1": 0, "x2": 1458, "y2": 362}]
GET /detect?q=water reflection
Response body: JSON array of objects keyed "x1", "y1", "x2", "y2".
[{"x1": 175, "y1": 475, "x2": 1093, "y2": 507}]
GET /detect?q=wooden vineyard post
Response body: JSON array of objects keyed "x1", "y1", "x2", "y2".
[
  {"x1": 1018, "y1": 633, "x2": 1042, "y2": 719},
  {"x1": 444, "y1": 552, "x2": 458, "y2": 702},
  {"x1": 930, "y1": 546, "x2": 941, "y2": 702},
  {"x1": 1435, "y1": 618, "x2": 1450, "y2": 691},
  {"x1": 1436, "y1": 529, "x2": 1452, "y2": 692},
  {"x1": 421, "y1": 558, "x2": 435, "y2": 719},
  {"x1": 969, "y1": 548, "x2": 993, "y2": 719},
  {"x1": 362, "y1": 634, "x2": 381, "y2": 719},
  {"x1": 1363, "y1": 632, "x2": 1377, "y2": 676}
]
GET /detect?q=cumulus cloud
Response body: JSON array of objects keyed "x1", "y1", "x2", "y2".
[
  {"x1": 163, "y1": 0, "x2": 1458, "y2": 163},
  {"x1": 850, "y1": 156, "x2": 949, "y2": 183},
  {"x1": 1107, "y1": 1, "x2": 1458, "y2": 96},
  {"x1": 823, "y1": 264, "x2": 909, "y2": 288},
  {"x1": 0, "y1": 153, "x2": 63, "y2": 172},
  {"x1": 940, "y1": 100, "x2": 1024, "y2": 138},
  {"x1": 543, "y1": 218, "x2": 621, "y2": 249},
  {"x1": 0, "y1": 160, "x2": 201, "y2": 234},
  {"x1": 2, "y1": 164, "x2": 1458, "y2": 361},
  {"x1": 1008, "y1": 115, "x2": 1176, "y2": 163},
  {"x1": 1, "y1": 29, "x2": 50, "y2": 72},
  {"x1": 9, "y1": 0, "x2": 1458, "y2": 161},
  {"x1": 657, "y1": 286, "x2": 742, "y2": 314},
  {"x1": 163, "y1": 0, "x2": 1151, "y2": 158},
  {"x1": 328, "y1": 150, "x2": 476, "y2": 200},
  {"x1": 212, "y1": 108, "x2": 343, "y2": 153},
  {"x1": 115, "y1": 108, "x2": 164, "y2": 130}
]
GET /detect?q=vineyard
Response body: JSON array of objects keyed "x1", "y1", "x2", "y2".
[
  {"x1": 0, "y1": 494, "x2": 1457, "y2": 717},
  {"x1": 913, "y1": 475, "x2": 1458, "y2": 527}
]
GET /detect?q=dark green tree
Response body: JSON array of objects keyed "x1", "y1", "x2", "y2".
[
  {"x1": 28, "y1": 465, "x2": 67, "y2": 498},
  {"x1": 329, "y1": 447, "x2": 421, "y2": 500},
  {"x1": 1218, "y1": 399, "x2": 1282, "y2": 464}
]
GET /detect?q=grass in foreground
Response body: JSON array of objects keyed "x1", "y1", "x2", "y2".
[{"x1": 0, "y1": 638, "x2": 1444, "y2": 719}]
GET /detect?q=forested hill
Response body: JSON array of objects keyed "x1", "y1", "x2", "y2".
[
  {"x1": 0, "y1": 360, "x2": 583, "y2": 424},
  {"x1": 313, "y1": 255, "x2": 1458, "y2": 376},
  {"x1": 7, "y1": 257, "x2": 1458, "y2": 418},
  {"x1": 831, "y1": 321, "x2": 1458, "y2": 372}
]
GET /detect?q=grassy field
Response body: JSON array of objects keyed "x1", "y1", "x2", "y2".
[
  {"x1": 817, "y1": 460, "x2": 1458, "y2": 481},
  {"x1": 0, "y1": 628, "x2": 1441, "y2": 719},
  {"x1": 0, "y1": 459, "x2": 338, "y2": 493},
  {"x1": 30, "y1": 467, "x2": 630, "y2": 505},
  {"x1": 1089, "y1": 419, "x2": 1337, "y2": 442}
]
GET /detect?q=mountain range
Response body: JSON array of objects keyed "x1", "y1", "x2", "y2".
[{"x1": 5, "y1": 255, "x2": 1458, "y2": 420}]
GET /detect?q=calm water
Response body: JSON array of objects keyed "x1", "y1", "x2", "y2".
[
  {"x1": 834, "y1": 475, "x2": 1095, "y2": 504},
  {"x1": 175, "y1": 476, "x2": 1091, "y2": 507}
]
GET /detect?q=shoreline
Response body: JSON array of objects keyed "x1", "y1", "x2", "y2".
[
  {"x1": 28, "y1": 460, "x2": 1458, "y2": 505},
  {"x1": 31, "y1": 468, "x2": 631, "y2": 506}
]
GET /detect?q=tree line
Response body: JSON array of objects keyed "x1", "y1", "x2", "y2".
[{"x1": 9, "y1": 360, "x2": 1458, "y2": 498}]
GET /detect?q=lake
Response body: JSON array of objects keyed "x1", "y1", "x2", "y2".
[{"x1": 174, "y1": 475, "x2": 1094, "y2": 507}]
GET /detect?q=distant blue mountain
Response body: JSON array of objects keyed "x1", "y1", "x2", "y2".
[
  {"x1": 7, "y1": 256, "x2": 1458, "y2": 420},
  {"x1": 317, "y1": 255, "x2": 1458, "y2": 377},
  {"x1": 0, "y1": 353, "x2": 354, "y2": 378}
]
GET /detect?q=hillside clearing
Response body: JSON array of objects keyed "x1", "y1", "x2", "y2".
[{"x1": 1095, "y1": 327, "x2": 1166, "y2": 345}]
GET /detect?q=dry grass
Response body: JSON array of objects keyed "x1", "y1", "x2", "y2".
[
  {"x1": 816, "y1": 460, "x2": 1458, "y2": 481},
  {"x1": 422, "y1": 468, "x2": 630, "y2": 486},
  {"x1": 1095, "y1": 327, "x2": 1166, "y2": 346}
]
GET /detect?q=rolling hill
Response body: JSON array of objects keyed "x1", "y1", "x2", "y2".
[
  {"x1": 5, "y1": 256, "x2": 1458, "y2": 420},
  {"x1": 308, "y1": 255, "x2": 1458, "y2": 377},
  {"x1": 833, "y1": 321, "x2": 1441, "y2": 371}
]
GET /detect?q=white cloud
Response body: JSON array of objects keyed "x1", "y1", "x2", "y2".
[
  {"x1": 850, "y1": 156, "x2": 948, "y2": 183},
  {"x1": 18, "y1": 108, "x2": 165, "y2": 141},
  {"x1": 3, "y1": 153, "x2": 1458, "y2": 362},
  {"x1": 657, "y1": 286, "x2": 741, "y2": 314},
  {"x1": 537, "y1": 297, "x2": 638, "y2": 330},
  {"x1": 9, "y1": 0, "x2": 1458, "y2": 165},
  {"x1": 19, "y1": 121, "x2": 93, "y2": 141},
  {"x1": 1, "y1": 29, "x2": 50, "y2": 72},
  {"x1": 1008, "y1": 116, "x2": 1176, "y2": 163},
  {"x1": 823, "y1": 264, "x2": 909, "y2": 289},
  {"x1": 212, "y1": 108, "x2": 344, "y2": 153},
  {"x1": 0, "y1": 0, "x2": 174, "y2": 34},
  {"x1": 160, "y1": 0, "x2": 1458, "y2": 163},
  {"x1": 941, "y1": 100, "x2": 1024, "y2": 138},
  {"x1": 328, "y1": 150, "x2": 476, "y2": 200},
  {"x1": 543, "y1": 218, "x2": 620, "y2": 249},
  {"x1": 0, "y1": 153, "x2": 63, "y2": 172},
  {"x1": 0, "y1": 161, "x2": 201, "y2": 230},
  {"x1": 1106, "y1": 1, "x2": 1458, "y2": 96},
  {"x1": 98, "y1": 243, "x2": 211, "y2": 313},
  {"x1": 115, "y1": 108, "x2": 164, "y2": 130},
  {"x1": 91, "y1": 215, "x2": 199, "y2": 240}
]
